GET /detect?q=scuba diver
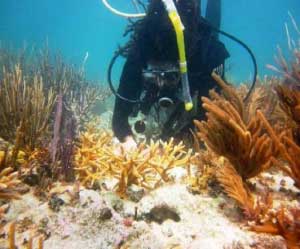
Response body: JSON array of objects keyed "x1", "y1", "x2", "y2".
[
  {"x1": 111, "y1": 0, "x2": 229, "y2": 147},
  {"x1": 105, "y1": 0, "x2": 257, "y2": 149}
]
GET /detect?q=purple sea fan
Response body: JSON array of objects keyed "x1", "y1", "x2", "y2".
[
  {"x1": 50, "y1": 93, "x2": 63, "y2": 163},
  {"x1": 61, "y1": 116, "x2": 76, "y2": 181}
]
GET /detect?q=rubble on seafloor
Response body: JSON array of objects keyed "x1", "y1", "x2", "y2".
[{"x1": 0, "y1": 178, "x2": 293, "y2": 249}]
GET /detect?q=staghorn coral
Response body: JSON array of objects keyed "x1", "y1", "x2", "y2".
[
  {"x1": 109, "y1": 138, "x2": 194, "y2": 196},
  {"x1": 20, "y1": 147, "x2": 55, "y2": 190},
  {"x1": 74, "y1": 120, "x2": 194, "y2": 196},
  {"x1": 0, "y1": 167, "x2": 21, "y2": 201},
  {"x1": 194, "y1": 72, "x2": 277, "y2": 180},
  {"x1": 0, "y1": 146, "x2": 26, "y2": 202},
  {"x1": 74, "y1": 122, "x2": 113, "y2": 187}
]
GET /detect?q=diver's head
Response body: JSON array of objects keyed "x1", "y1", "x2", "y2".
[
  {"x1": 146, "y1": 0, "x2": 200, "y2": 27},
  {"x1": 141, "y1": 61, "x2": 181, "y2": 108},
  {"x1": 176, "y1": 0, "x2": 201, "y2": 28}
]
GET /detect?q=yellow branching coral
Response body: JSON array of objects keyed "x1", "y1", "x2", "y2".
[
  {"x1": 194, "y1": 72, "x2": 276, "y2": 180},
  {"x1": 74, "y1": 121, "x2": 195, "y2": 196},
  {"x1": 108, "y1": 138, "x2": 194, "y2": 195},
  {"x1": 74, "y1": 125, "x2": 113, "y2": 187},
  {"x1": 0, "y1": 167, "x2": 21, "y2": 200},
  {"x1": 0, "y1": 147, "x2": 25, "y2": 201}
]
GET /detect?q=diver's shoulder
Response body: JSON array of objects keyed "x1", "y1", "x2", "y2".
[{"x1": 197, "y1": 17, "x2": 213, "y2": 32}]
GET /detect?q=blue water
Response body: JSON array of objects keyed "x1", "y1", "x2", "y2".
[{"x1": 1, "y1": 0, "x2": 299, "y2": 85}]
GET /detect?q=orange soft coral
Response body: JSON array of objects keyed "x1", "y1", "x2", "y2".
[{"x1": 194, "y1": 72, "x2": 277, "y2": 180}]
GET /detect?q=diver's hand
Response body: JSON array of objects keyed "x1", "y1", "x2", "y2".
[
  {"x1": 113, "y1": 136, "x2": 137, "y2": 155},
  {"x1": 122, "y1": 136, "x2": 137, "y2": 152}
]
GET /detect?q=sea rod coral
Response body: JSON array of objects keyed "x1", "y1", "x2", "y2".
[
  {"x1": 0, "y1": 65, "x2": 55, "y2": 151},
  {"x1": 194, "y1": 72, "x2": 277, "y2": 180}
]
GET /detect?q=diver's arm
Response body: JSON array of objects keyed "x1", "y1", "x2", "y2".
[{"x1": 112, "y1": 57, "x2": 143, "y2": 142}]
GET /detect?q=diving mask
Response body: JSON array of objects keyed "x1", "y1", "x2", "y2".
[{"x1": 142, "y1": 68, "x2": 181, "y2": 89}]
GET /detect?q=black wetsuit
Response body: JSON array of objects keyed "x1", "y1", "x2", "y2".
[{"x1": 112, "y1": 0, "x2": 229, "y2": 141}]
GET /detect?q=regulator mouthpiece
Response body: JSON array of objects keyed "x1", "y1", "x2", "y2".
[
  {"x1": 134, "y1": 120, "x2": 146, "y2": 133},
  {"x1": 158, "y1": 97, "x2": 174, "y2": 108}
]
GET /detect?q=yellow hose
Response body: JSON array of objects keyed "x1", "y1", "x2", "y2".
[
  {"x1": 168, "y1": 11, "x2": 186, "y2": 73},
  {"x1": 168, "y1": 11, "x2": 193, "y2": 111}
]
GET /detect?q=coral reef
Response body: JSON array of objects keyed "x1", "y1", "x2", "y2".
[
  {"x1": 1, "y1": 16, "x2": 300, "y2": 249},
  {"x1": 0, "y1": 46, "x2": 111, "y2": 150},
  {"x1": 75, "y1": 120, "x2": 195, "y2": 196}
]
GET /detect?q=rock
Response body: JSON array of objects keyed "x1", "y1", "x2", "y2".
[
  {"x1": 146, "y1": 204, "x2": 180, "y2": 224},
  {"x1": 48, "y1": 195, "x2": 65, "y2": 212},
  {"x1": 104, "y1": 192, "x2": 124, "y2": 213},
  {"x1": 15, "y1": 184, "x2": 30, "y2": 194},
  {"x1": 98, "y1": 207, "x2": 112, "y2": 221},
  {"x1": 126, "y1": 185, "x2": 145, "y2": 202},
  {"x1": 23, "y1": 173, "x2": 39, "y2": 186},
  {"x1": 79, "y1": 189, "x2": 102, "y2": 207},
  {"x1": 250, "y1": 234, "x2": 287, "y2": 249}
]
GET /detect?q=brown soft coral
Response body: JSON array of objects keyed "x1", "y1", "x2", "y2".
[
  {"x1": 258, "y1": 110, "x2": 300, "y2": 188},
  {"x1": 194, "y1": 72, "x2": 277, "y2": 180},
  {"x1": 217, "y1": 162, "x2": 273, "y2": 221},
  {"x1": 251, "y1": 206, "x2": 300, "y2": 249},
  {"x1": 275, "y1": 85, "x2": 300, "y2": 143},
  {"x1": 0, "y1": 65, "x2": 55, "y2": 151}
]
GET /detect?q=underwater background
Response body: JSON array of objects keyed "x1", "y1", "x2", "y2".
[
  {"x1": 1, "y1": 1, "x2": 300, "y2": 248},
  {"x1": 1, "y1": 0, "x2": 300, "y2": 85}
]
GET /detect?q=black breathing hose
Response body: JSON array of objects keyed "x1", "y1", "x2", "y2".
[
  {"x1": 209, "y1": 25, "x2": 258, "y2": 102},
  {"x1": 108, "y1": 50, "x2": 141, "y2": 103},
  {"x1": 107, "y1": 22, "x2": 258, "y2": 103}
]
